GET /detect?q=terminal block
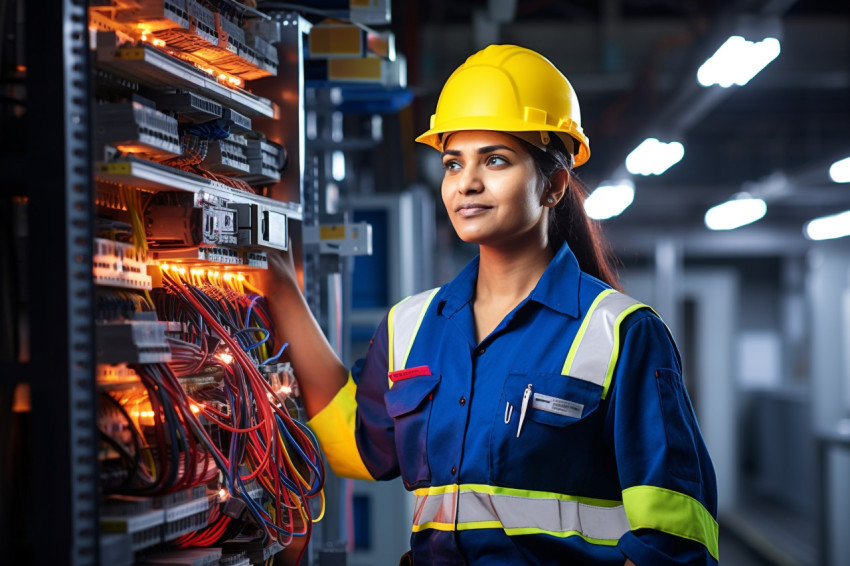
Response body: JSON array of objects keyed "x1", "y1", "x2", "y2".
[
  {"x1": 95, "y1": 97, "x2": 181, "y2": 158},
  {"x1": 94, "y1": 238, "x2": 153, "y2": 290},
  {"x1": 240, "y1": 139, "x2": 285, "y2": 184},
  {"x1": 96, "y1": 316, "x2": 172, "y2": 364},
  {"x1": 148, "y1": 90, "x2": 223, "y2": 124},
  {"x1": 200, "y1": 134, "x2": 250, "y2": 174}
]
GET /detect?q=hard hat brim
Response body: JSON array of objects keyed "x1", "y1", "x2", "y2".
[{"x1": 415, "y1": 118, "x2": 590, "y2": 167}]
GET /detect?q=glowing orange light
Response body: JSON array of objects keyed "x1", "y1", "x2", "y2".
[
  {"x1": 190, "y1": 403, "x2": 202, "y2": 414},
  {"x1": 237, "y1": 274, "x2": 246, "y2": 281},
  {"x1": 219, "y1": 488, "x2": 229, "y2": 500},
  {"x1": 15, "y1": 65, "x2": 26, "y2": 73},
  {"x1": 160, "y1": 263, "x2": 170, "y2": 271},
  {"x1": 216, "y1": 352, "x2": 234, "y2": 365},
  {"x1": 152, "y1": 38, "x2": 166, "y2": 48},
  {"x1": 223, "y1": 272, "x2": 234, "y2": 280},
  {"x1": 278, "y1": 385, "x2": 292, "y2": 396}
]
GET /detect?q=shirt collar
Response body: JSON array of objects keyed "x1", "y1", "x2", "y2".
[{"x1": 439, "y1": 243, "x2": 582, "y2": 319}]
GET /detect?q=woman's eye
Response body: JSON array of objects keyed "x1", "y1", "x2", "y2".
[
  {"x1": 443, "y1": 160, "x2": 460, "y2": 171},
  {"x1": 486, "y1": 155, "x2": 508, "y2": 166}
]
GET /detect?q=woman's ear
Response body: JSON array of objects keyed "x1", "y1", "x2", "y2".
[{"x1": 544, "y1": 169, "x2": 570, "y2": 207}]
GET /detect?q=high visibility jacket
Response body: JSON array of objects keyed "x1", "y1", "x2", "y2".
[{"x1": 309, "y1": 244, "x2": 718, "y2": 565}]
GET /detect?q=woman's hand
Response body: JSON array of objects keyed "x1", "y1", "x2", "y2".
[
  {"x1": 259, "y1": 247, "x2": 349, "y2": 418},
  {"x1": 261, "y1": 247, "x2": 300, "y2": 294}
]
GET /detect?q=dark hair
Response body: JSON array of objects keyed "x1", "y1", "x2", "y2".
[{"x1": 521, "y1": 136, "x2": 622, "y2": 291}]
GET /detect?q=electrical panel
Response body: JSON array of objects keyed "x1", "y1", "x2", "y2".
[
  {"x1": 88, "y1": 2, "x2": 322, "y2": 564},
  {"x1": 1, "y1": 0, "x2": 403, "y2": 563}
]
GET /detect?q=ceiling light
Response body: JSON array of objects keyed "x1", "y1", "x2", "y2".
[
  {"x1": 828, "y1": 156, "x2": 850, "y2": 183},
  {"x1": 625, "y1": 138, "x2": 684, "y2": 176},
  {"x1": 584, "y1": 180, "x2": 635, "y2": 220},
  {"x1": 697, "y1": 35, "x2": 781, "y2": 88},
  {"x1": 704, "y1": 195, "x2": 767, "y2": 230},
  {"x1": 804, "y1": 210, "x2": 850, "y2": 241}
]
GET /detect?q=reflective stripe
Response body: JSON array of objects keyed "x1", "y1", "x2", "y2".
[
  {"x1": 623, "y1": 485, "x2": 720, "y2": 561},
  {"x1": 388, "y1": 288, "x2": 440, "y2": 377},
  {"x1": 412, "y1": 484, "x2": 628, "y2": 544},
  {"x1": 562, "y1": 289, "x2": 647, "y2": 399}
]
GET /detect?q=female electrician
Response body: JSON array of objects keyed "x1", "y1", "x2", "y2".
[{"x1": 265, "y1": 44, "x2": 718, "y2": 566}]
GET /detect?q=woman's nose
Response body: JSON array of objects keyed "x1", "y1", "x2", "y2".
[{"x1": 457, "y1": 165, "x2": 483, "y2": 194}]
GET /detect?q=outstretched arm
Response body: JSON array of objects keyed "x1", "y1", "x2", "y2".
[{"x1": 261, "y1": 250, "x2": 349, "y2": 418}]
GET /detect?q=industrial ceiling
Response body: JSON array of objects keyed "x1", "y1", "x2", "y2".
[{"x1": 406, "y1": 0, "x2": 850, "y2": 257}]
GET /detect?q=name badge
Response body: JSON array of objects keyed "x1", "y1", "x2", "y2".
[
  {"x1": 388, "y1": 365, "x2": 431, "y2": 382},
  {"x1": 532, "y1": 392, "x2": 584, "y2": 419}
]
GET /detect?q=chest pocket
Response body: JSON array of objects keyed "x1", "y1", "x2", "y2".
[
  {"x1": 384, "y1": 372, "x2": 441, "y2": 489},
  {"x1": 490, "y1": 371, "x2": 603, "y2": 491}
]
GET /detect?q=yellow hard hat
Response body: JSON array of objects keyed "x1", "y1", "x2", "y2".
[{"x1": 415, "y1": 44, "x2": 590, "y2": 167}]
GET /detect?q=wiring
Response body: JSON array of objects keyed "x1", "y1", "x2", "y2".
[{"x1": 98, "y1": 266, "x2": 324, "y2": 549}]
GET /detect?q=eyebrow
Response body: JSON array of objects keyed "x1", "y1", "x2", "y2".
[{"x1": 441, "y1": 144, "x2": 518, "y2": 158}]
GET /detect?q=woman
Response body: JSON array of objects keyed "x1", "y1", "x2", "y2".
[{"x1": 265, "y1": 44, "x2": 718, "y2": 565}]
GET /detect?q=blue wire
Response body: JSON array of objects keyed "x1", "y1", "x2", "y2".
[{"x1": 262, "y1": 342, "x2": 288, "y2": 366}]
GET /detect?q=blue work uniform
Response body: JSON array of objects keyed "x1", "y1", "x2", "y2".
[{"x1": 308, "y1": 243, "x2": 718, "y2": 565}]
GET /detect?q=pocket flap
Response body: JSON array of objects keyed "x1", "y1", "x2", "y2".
[
  {"x1": 384, "y1": 372, "x2": 441, "y2": 418},
  {"x1": 504, "y1": 372, "x2": 602, "y2": 427}
]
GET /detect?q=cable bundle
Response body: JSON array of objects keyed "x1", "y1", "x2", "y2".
[
  {"x1": 159, "y1": 267, "x2": 324, "y2": 548},
  {"x1": 97, "y1": 266, "x2": 324, "y2": 558}
]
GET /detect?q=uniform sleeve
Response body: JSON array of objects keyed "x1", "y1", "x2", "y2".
[
  {"x1": 606, "y1": 312, "x2": 719, "y2": 566},
  {"x1": 307, "y1": 315, "x2": 400, "y2": 481}
]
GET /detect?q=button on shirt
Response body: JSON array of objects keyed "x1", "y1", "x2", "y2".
[{"x1": 311, "y1": 244, "x2": 718, "y2": 565}]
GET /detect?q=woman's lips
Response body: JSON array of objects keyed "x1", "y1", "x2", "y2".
[{"x1": 456, "y1": 204, "x2": 492, "y2": 217}]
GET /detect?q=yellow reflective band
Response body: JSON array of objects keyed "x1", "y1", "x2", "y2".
[
  {"x1": 412, "y1": 521, "x2": 455, "y2": 532},
  {"x1": 387, "y1": 298, "x2": 404, "y2": 374},
  {"x1": 306, "y1": 374, "x2": 374, "y2": 480},
  {"x1": 600, "y1": 302, "x2": 648, "y2": 399},
  {"x1": 623, "y1": 485, "x2": 719, "y2": 561},
  {"x1": 401, "y1": 288, "x2": 440, "y2": 371},
  {"x1": 500, "y1": 528, "x2": 620, "y2": 545},
  {"x1": 414, "y1": 483, "x2": 460, "y2": 496},
  {"x1": 562, "y1": 289, "x2": 615, "y2": 376}
]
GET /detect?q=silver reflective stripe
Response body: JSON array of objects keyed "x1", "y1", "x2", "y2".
[
  {"x1": 562, "y1": 289, "x2": 647, "y2": 398},
  {"x1": 412, "y1": 487, "x2": 457, "y2": 527},
  {"x1": 412, "y1": 487, "x2": 629, "y2": 542},
  {"x1": 388, "y1": 288, "x2": 440, "y2": 373}
]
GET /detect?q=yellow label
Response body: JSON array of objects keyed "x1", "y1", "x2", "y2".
[
  {"x1": 115, "y1": 48, "x2": 146, "y2": 60},
  {"x1": 328, "y1": 58, "x2": 382, "y2": 81},
  {"x1": 101, "y1": 162, "x2": 132, "y2": 175},
  {"x1": 320, "y1": 225, "x2": 346, "y2": 240},
  {"x1": 310, "y1": 26, "x2": 362, "y2": 56}
]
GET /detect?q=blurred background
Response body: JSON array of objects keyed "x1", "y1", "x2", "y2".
[
  {"x1": 337, "y1": 2, "x2": 850, "y2": 565},
  {"x1": 2, "y1": 0, "x2": 848, "y2": 565}
]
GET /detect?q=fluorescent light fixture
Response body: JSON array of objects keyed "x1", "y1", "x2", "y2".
[
  {"x1": 625, "y1": 138, "x2": 684, "y2": 176},
  {"x1": 584, "y1": 180, "x2": 635, "y2": 220},
  {"x1": 829, "y1": 156, "x2": 850, "y2": 183},
  {"x1": 697, "y1": 35, "x2": 781, "y2": 88},
  {"x1": 804, "y1": 210, "x2": 850, "y2": 241},
  {"x1": 332, "y1": 150, "x2": 346, "y2": 181},
  {"x1": 704, "y1": 195, "x2": 767, "y2": 230}
]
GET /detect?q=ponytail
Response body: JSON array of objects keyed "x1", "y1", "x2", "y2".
[
  {"x1": 520, "y1": 136, "x2": 622, "y2": 291},
  {"x1": 549, "y1": 175, "x2": 622, "y2": 291}
]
